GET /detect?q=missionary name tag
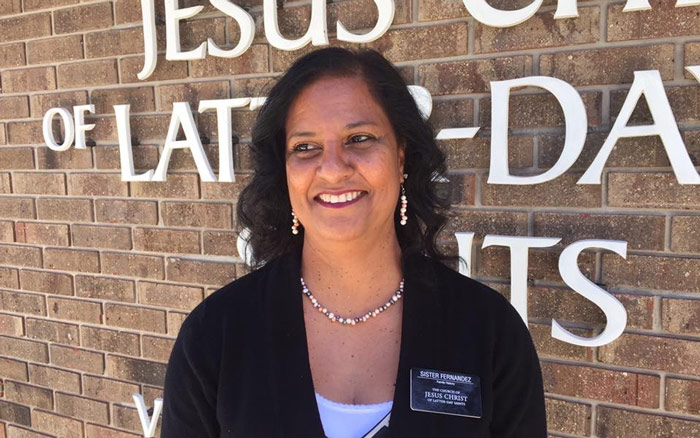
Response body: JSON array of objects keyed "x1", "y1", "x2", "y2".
[{"x1": 410, "y1": 368, "x2": 482, "y2": 418}]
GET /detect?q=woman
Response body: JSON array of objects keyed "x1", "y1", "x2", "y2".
[{"x1": 161, "y1": 48, "x2": 546, "y2": 438}]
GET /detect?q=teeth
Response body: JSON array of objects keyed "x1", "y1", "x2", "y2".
[{"x1": 319, "y1": 191, "x2": 362, "y2": 204}]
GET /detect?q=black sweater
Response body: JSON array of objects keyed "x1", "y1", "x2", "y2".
[{"x1": 161, "y1": 249, "x2": 547, "y2": 437}]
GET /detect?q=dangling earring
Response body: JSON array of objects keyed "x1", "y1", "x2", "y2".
[
  {"x1": 400, "y1": 174, "x2": 408, "y2": 226},
  {"x1": 291, "y1": 211, "x2": 300, "y2": 235}
]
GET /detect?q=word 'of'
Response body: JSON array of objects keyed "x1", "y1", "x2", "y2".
[
  {"x1": 137, "y1": 0, "x2": 700, "y2": 79},
  {"x1": 44, "y1": 68, "x2": 700, "y2": 185}
]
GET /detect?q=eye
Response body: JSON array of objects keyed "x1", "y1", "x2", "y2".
[
  {"x1": 348, "y1": 134, "x2": 374, "y2": 144},
  {"x1": 291, "y1": 143, "x2": 317, "y2": 153}
]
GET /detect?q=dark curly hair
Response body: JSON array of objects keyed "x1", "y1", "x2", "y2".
[{"x1": 237, "y1": 47, "x2": 453, "y2": 268}]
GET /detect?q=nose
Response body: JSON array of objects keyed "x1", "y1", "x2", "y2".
[{"x1": 316, "y1": 141, "x2": 353, "y2": 183}]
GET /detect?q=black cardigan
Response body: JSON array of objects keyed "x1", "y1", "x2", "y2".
[{"x1": 161, "y1": 249, "x2": 547, "y2": 437}]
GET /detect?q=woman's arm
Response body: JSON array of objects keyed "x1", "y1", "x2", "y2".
[
  {"x1": 489, "y1": 301, "x2": 548, "y2": 437},
  {"x1": 161, "y1": 310, "x2": 220, "y2": 438}
]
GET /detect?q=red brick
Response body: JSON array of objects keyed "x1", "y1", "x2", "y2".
[
  {"x1": 44, "y1": 248, "x2": 99, "y2": 273},
  {"x1": 36, "y1": 145, "x2": 93, "y2": 170},
  {"x1": 50, "y1": 345, "x2": 104, "y2": 374},
  {"x1": 480, "y1": 92, "x2": 602, "y2": 128},
  {"x1": 26, "y1": 318, "x2": 79, "y2": 346},
  {"x1": 0, "y1": 335, "x2": 48, "y2": 363},
  {"x1": 138, "y1": 281, "x2": 203, "y2": 311},
  {"x1": 0, "y1": 219, "x2": 13, "y2": 241},
  {"x1": 161, "y1": 201, "x2": 232, "y2": 228},
  {"x1": 671, "y1": 216, "x2": 700, "y2": 253},
  {"x1": 55, "y1": 392, "x2": 109, "y2": 424},
  {"x1": 190, "y1": 44, "x2": 268, "y2": 77},
  {"x1": 1, "y1": 66, "x2": 55, "y2": 92},
  {"x1": 166, "y1": 257, "x2": 236, "y2": 286},
  {"x1": 28, "y1": 364, "x2": 80, "y2": 394},
  {"x1": 114, "y1": 0, "x2": 165, "y2": 24},
  {"x1": 0, "y1": 96, "x2": 29, "y2": 119},
  {"x1": 58, "y1": 59, "x2": 118, "y2": 88},
  {"x1": 142, "y1": 335, "x2": 174, "y2": 362},
  {"x1": 367, "y1": 23, "x2": 467, "y2": 63},
  {"x1": 92, "y1": 114, "x2": 170, "y2": 143},
  {"x1": 85, "y1": 424, "x2": 142, "y2": 438},
  {"x1": 0, "y1": 42, "x2": 25, "y2": 68},
  {"x1": 101, "y1": 252, "x2": 164, "y2": 280},
  {"x1": 130, "y1": 174, "x2": 200, "y2": 199},
  {"x1": 4, "y1": 380, "x2": 52, "y2": 409},
  {"x1": 26, "y1": 35, "x2": 84, "y2": 64},
  {"x1": 37, "y1": 198, "x2": 93, "y2": 222},
  {"x1": 105, "y1": 303, "x2": 166, "y2": 334},
  {"x1": 5, "y1": 425, "x2": 50, "y2": 437},
  {"x1": 203, "y1": 230, "x2": 238, "y2": 256},
  {"x1": 662, "y1": 298, "x2": 700, "y2": 336},
  {"x1": 54, "y1": 2, "x2": 113, "y2": 34},
  {"x1": 475, "y1": 6, "x2": 599, "y2": 53},
  {"x1": 545, "y1": 397, "x2": 590, "y2": 436},
  {"x1": 417, "y1": 0, "x2": 467, "y2": 21},
  {"x1": 0, "y1": 266, "x2": 18, "y2": 288},
  {"x1": 540, "y1": 44, "x2": 674, "y2": 86},
  {"x1": 0, "y1": 243, "x2": 41, "y2": 268},
  {"x1": 85, "y1": 27, "x2": 147, "y2": 58},
  {"x1": 29, "y1": 90, "x2": 88, "y2": 119},
  {"x1": 0, "y1": 148, "x2": 33, "y2": 169},
  {"x1": 24, "y1": 0, "x2": 78, "y2": 10},
  {"x1": 666, "y1": 378, "x2": 700, "y2": 416},
  {"x1": 12, "y1": 173, "x2": 66, "y2": 196},
  {"x1": 106, "y1": 354, "x2": 166, "y2": 386},
  {"x1": 0, "y1": 313, "x2": 23, "y2": 336},
  {"x1": 30, "y1": 410, "x2": 82, "y2": 438},
  {"x1": 481, "y1": 173, "x2": 601, "y2": 208},
  {"x1": 95, "y1": 199, "x2": 158, "y2": 225},
  {"x1": 71, "y1": 224, "x2": 132, "y2": 250},
  {"x1": 81, "y1": 326, "x2": 140, "y2": 356},
  {"x1": 0, "y1": 357, "x2": 28, "y2": 381},
  {"x1": 91, "y1": 86, "x2": 155, "y2": 115},
  {"x1": 133, "y1": 227, "x2": 200, "y2": 254},
  {"x1": 83, "y1": 375, "x2": 139, "y2": 404},
  {"x1": 0, "y1": 290, "x2": 46, "y2": 315},
  {"x1": 0, "y1": 0, "x2": 21, "y2": 15},
  {"x1": 94, "y1": 144, "x2": 159, "y2": 171},
  {"x1": 603, "y1": 253, "x2": 700, "y2": 294},
  {"x1": 69, "y1": 173, "x2": 128, "y2": 197},
  {"x1": 596, "y1": 406, "x2": 700, "y2": 436},
  {"x1": 599, "y1": 333, "x2": 700, "y2": 375},
  {"x1": 14, "y1": 222, "x2": 69, "y2": 246},
  {"x1": 75, "y1": 275, "x2": 135, "y2": 303},
  {"x1": 112, "y1": 404, "x2": 143, "y2": 433},
  {"x1": 608, "y1": 0, "x2": 700, "y2": 41},
  {"x1": 418, "y1": 56, "x2": 533, "y2": 96},
  {"x1": 0, "y1": 13, "x2": 51, "y2": 44},
  {"x1": 48, "y1": 296, "x2": 102, "y2": 324},
  {"x1": 157, "y1": 80, "x2": 230, "y2": 111},
  {"x1": 533, "y1": 212, "x2": 665, "y2": 250},
  {"x1": 6, "y1": 121, "x2": 45, "y2": 145},
  {"x1": 167, "y1": 312, "x2": 188, "y2": 335},
  {"x1": 200, "y1": 176, "x2": 250, "y2": 200},
  {"x1": 529, "y1": 323, "x2": 593, "y2": 362},
  {"x1": 542, "y1": 362, "x2": 659, "y2": 408}
]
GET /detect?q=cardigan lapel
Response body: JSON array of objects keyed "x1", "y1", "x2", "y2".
[
  {"x1": 265, "y1": 250, "x2": 443, "y2": 437},
  {"x1": 265, "y1": 248, "x2": 326, "y2": 437}
]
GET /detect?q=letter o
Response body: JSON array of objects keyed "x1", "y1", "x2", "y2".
[{"x1": 42, "y1": 108, "x2": 75, "y2": 151}]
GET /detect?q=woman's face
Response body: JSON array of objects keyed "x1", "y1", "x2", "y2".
[{"x1": 285, "y1": 76, "x2": 405, "y2": 244}]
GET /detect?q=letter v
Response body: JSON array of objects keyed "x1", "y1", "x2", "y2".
[{"x1": 133, "y1": 394, "x2": 163, "y2": 437}]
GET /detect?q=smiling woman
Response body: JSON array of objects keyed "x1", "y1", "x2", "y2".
[{"x1": 161, "y1": 48, "x2": 547, "y2": 438}]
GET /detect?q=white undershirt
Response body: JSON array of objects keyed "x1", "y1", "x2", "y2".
[{"x1": 315, "y1": 392, "x2": 393, "y2": 438}]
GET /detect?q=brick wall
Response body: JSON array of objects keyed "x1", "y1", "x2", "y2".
[{"x1": 0, "y1": 0, "x2": 699, "y2": 436}]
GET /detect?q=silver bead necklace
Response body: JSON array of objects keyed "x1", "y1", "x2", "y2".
[{"x1": 300, "y1": 277, "x2": 404, "y2": 326}]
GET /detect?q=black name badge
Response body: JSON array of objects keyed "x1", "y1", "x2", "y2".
[{"x1": 410, "y1": 368, "x2": 482, "y2": 418}]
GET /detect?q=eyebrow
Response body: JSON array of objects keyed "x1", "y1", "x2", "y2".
[{"x1": 287, "y1": 121, "x2": 378, "y2": 140}]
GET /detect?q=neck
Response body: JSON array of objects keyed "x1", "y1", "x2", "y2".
[{"x1": 300, "y1": 231, "x2": 403, "y2": 316}]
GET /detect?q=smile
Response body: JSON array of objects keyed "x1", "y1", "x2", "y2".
[{"x1": 315, "y1": 191, "x2": 367, "y2": 208}]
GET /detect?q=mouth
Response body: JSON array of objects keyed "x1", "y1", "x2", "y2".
[{"x1": 314, "y1": 190, "x2": 368, "y2": 208}]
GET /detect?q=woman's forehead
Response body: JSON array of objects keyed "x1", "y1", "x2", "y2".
[{"x1": 285, "y1": 76, "x2": 389, "y2": 131}]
